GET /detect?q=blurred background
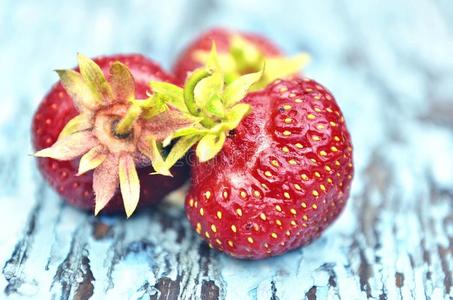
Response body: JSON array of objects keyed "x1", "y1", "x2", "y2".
[
  {"x1": 0, "y1": 0, "x2": 452, "y2": 299},
  {"x1": 1, "y1": 0, "x2": 453, "y2": 185}
]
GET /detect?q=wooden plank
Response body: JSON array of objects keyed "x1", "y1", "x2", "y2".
[{"x1": 0, "y1": 0, "x2": 451, "y2": 299}]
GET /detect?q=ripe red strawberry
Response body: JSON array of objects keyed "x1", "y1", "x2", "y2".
[
  {"x1": 172, "y1": 27, "x2": 309, "y2": 89},
  {"x1": 32, "y1": 54, "x2": 190, "y2": 215},
  {"x1": 144, "y1": 46, "x2": 353, "y2": 259},
  {"x1": 183, "y1": 78, "x2": 353, "y2": 259}
]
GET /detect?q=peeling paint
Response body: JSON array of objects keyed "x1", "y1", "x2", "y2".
[{"x1": 0, "y1": 0, "x2": 452, "y2": 299}]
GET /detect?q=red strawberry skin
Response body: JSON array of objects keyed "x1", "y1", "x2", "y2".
[
  {"x1": 185, "y1": 78, "x2": 353, "y2": 259},
  {"x1": 32, "y1": 55, "x2": 189, "y2": 214},
  {"x1": 173, "y1": 27, "x2": 282, "y2": 85}
]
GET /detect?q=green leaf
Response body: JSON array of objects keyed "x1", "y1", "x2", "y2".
[
  {"x1": 56, "y1": 69, "x2": 102, "y2": 111},
  {"x1": 255, "y1": 53, "x2": 310, "y2": 90},
  {"x1": 150, "y1": 81, "x2": 187, "y2": 112},
  {"x1": 77, "y1": 53, "x2": 113, "y2": 102},
  {"x1": 137, "y1": 137, "x2": 168, "y2": 175},
  {"x1": 58, "y1": 113, "x2": 93, "y2": 140},
  {"x1": 206, "y1": 42, "x2": 222, "y2": 72},
  {"x1": 148, "y1": 138, "x2": 172, "y2": 176},
  {"x1": 164, "y1": 135, "x2": 200, "y2": 169},
  {"x1": 196, "y1": 132, "x2": 226, "y2": 162},
  {"x1": 222, "y1": 68, "x2": 263, "y2": 107},
  {"x1": 204, "y1": 94, "x2": 225, "y2": 118},
  {"x1": 140, "y1": 95, "x2": 168, "y2": 119},
  {"x1": 224, "y1": 103, "x2": 251, "y2": 130},
  {"x1": 224, "y1": 70, "x2": 241, "y2": 85},
  {"x1": 194, "y1": 71, "x2": 224, "y2": 110},
  {"x1": 193, "y1": 50, "x2": 237, "y2": 77},
  {"x1": 109, "y1": 61, "x2": 135, "y2": 103},
  {"x1": 230, "y1": 35, "x2": 263, "y2": 68},
  {"x1": 171, "y1": 126, "x2": 211, "y2": 139}
]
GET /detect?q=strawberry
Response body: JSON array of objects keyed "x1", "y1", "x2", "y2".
[
  {"x1": 153, "y1": 47, "x2": 353, "y2": 259},
  {"x1": 33, "y1": 54, "x2": 193, "y2": 216},
  {"x1": 172, "y1": 27, "x2": 310, "y2": 90}
]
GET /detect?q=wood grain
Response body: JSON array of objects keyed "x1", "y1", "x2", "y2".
[{"x1": 0, "y1": 0, "x2": 451, "y2": 299}]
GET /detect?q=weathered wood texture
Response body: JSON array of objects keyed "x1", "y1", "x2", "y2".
[{"x1": 0, "y1": 0, "x2": 452, "y2": 299}]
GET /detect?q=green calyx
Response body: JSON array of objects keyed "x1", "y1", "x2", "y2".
[
  {"x1": 150, "y1": 44, "x2": 263, "y2": 173},
  {"x1": 193, "y1": 35, "x2": 310, "y2": 91},
  {"x1": 51, "y1": 49, "x2": 262, "y2": 179}
]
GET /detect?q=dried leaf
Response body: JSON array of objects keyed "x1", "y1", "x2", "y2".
[
  {"x1": 35, "y1": 131, "x2": 97, "y2": 160},
  {"x1": 56, "y1": 69, "x2": 101, "y2": 111},
  {"x1": 118, "y1": 154, "x2": 140, "y2": 217},
  {"x1": 93, "y1": 155, "x2": 119, "y2": 215},
  {"x1": 58, "y1": 113, "x2": 93, "y2": 140},
  {"x1": 78, "y1": 53, "x2": 113, "y2": 101},
  {"x1": 77, "y1": 145, "x2": 107, "y2": 175},
  {"x1": 110, "y1": 61, "x2": 135, "y2": 103},
  {"x1": 141, "y1": 110, "x2": 200, "y2": 141}
]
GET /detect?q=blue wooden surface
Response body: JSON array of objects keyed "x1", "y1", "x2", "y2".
[{"x1": 0, "y1": 0, "x2": 452, "y2": 299}]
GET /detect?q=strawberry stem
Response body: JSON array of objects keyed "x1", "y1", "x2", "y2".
[
  {"x1": 114, "y1": 104, "x2": 143, "y2": 136},
  {"x1": 183, "y1": 68, "x2": 221, "y2": 128},
  {"x1": 183, "y1": 68, "x2": 211, "y2": 116}
]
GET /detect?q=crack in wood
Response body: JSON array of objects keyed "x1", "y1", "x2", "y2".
[
  {"x1": 378, "y1": 291, "x2": 388, "y2": 300},
  {"x1": 150, "y1": 276, "x2": 182, "y2": 300},
  {"x1": 2, "y1": 2, "x2": 453, "y2": 299},
  {"x1": 414, "y1": 177, "x2": 453, "y2": 300},
  {"x1": 51, "y1": 224, "x2": 94, "y2": 300},
  {"x1": 318, "y1": 262, "x2": 339, "y2": 297},
  {"x1": 395, "y1": 272, "x2": 404, "y2": 288},
  {"x1": 100, "y1": 204, "x2": 226, "y2": 299},
  {"x1": 45, "y1": 202, "x2": 65, "y2": 271},
  {"x1": 201, "y1": 280, "x2": 220, "y2": 300},
  {"x1": 437, "y1": 245, "x2": 452, "y2": 296},
  {"x1": 350, "y1": 150, "x2": 391, "y2": 298},
  {"x1": 429, "y1": 180, "x2": 453, "y2": 295},
  {"x1": 73, "y1": 255, "x2": 95, "y2": 300},
  {"x1": 194, "y1": 243, "x2": 223, "y2": 299},
  {"x1": 104, "y1": 223, "x2": 125, "y2": 291},
  {"x1": 2, "y1": 185, "x2": 44, "y2": 296},
  {"x1": 358, "y1": 245, "x2": 372, "y2": 298},
  {"x1": 305, "y1": 286, "x2": 317, "y2": 300},
  {"x1": 270, "y1": 280, "x2": 279, "y2": 300}
]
